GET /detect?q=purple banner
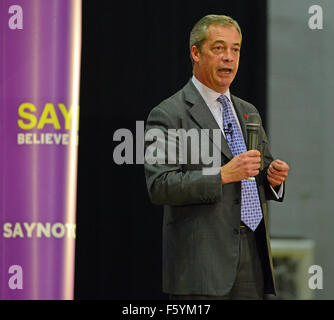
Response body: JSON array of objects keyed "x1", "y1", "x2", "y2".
[{"x1": 0, "y1": 0, "x2": 81, "y2": 299}]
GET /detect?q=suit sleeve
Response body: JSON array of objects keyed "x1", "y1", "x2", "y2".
[{"x1": 144, "y1": 105, "x2": 222, "y2": 206}]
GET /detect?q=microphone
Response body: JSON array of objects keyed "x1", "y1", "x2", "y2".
[{"x1": 246, "y1": 113, "x2": 261, "y2": 181}]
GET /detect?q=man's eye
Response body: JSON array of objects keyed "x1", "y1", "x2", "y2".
[{"x1": 233, "y1": 48, "x2": 240, "y2": 52}]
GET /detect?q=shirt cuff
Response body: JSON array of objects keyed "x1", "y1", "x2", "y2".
[{"x1": 269, "y1": 183, "x2": 284, "y2": 200}]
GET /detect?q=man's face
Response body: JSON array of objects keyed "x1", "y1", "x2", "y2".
[{"x1": 192, "y1": 25, "x2": 241, "y2": 93}]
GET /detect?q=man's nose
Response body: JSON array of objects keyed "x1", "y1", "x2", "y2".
[{"x1": 222, "y1": 49, "x2": 233, "y2": 62}]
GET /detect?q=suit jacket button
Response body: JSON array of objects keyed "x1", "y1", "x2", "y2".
[
  {"x1": 234, "y1": 199, "x2": 240, "y2": 204},
  {"x1": 233, "y1": 228, "x2": 239, "y2": 235}
]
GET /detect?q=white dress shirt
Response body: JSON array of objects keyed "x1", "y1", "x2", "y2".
[{"x1": 191, "y1": 75, "x2": 283, "y2": 199}]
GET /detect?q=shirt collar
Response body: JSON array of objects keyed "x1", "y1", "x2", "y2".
[{"x1": 191, "y1": 75, "x2": 232, "y2": 106}]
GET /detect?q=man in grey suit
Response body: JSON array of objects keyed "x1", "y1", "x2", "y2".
[{"x1": 144, "y1": 14, "x2": 290, "y2": 300}]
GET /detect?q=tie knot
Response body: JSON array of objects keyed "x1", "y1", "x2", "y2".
[{"x1": 217, "y1": 94, "x2": 230, "y2": 107}]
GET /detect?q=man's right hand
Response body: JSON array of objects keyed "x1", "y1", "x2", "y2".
[{"x1": 220, "y1": 150, "x2": 261, "y2": 185}]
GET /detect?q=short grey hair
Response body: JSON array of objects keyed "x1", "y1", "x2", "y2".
[{"x1": 189, "y1": 14, "x2": 242, "y2": 63}]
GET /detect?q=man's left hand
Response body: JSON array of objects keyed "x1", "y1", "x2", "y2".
[{"x1": 267, "y1": 159, "x2": 290, "y2": 188}]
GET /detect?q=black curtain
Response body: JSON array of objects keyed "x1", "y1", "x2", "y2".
[{"x1": 75, "y1": 0, "x2": 267, "y2": 299}]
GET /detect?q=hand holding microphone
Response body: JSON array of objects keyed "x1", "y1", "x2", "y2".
[
  {"x1": 220, "y1": 113, "x2": 262, "y2": 185},
  {"x1": 220, "y1": 150, "x2": 261, "y2": 185}
]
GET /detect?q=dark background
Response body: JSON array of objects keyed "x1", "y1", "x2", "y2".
[{"x1": 74, "y1": 0, "x2": 267, "y2": 299}]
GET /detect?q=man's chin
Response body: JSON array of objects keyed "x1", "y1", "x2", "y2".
[
  {"x1": 218, "y1": 71, "x2": 235, "y2": 81},
  {"x1": 214, "y1": 79, "x2": 234, "y2": 92}
]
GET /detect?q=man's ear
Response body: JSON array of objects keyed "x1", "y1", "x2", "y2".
[{"x1": 191, "y1": 45, "x2": 200, "y2": 63}]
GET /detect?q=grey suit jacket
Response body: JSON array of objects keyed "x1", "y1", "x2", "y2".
[{"x1": 144, "y1": 79, "x2": 283, "y2": 296}]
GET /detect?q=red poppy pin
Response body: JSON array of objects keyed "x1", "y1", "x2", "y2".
[{"x1": 244, "y1": 113, "x2": 248, "y2": 119}]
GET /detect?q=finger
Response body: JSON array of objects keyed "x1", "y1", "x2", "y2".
[
  {"x1": 273, "y1": 159, "x2": 285, "y2": 165},
  {"x1": 239, "y1": 154, "x2": 260, "y2": 165},
  {"x1": 271, "y1": 161, "x2": 285, "y2": 171},
  {"x1": 268, "y1": 165, "x2": 280, "y2": 175},
  {"x1": 248, "y1": 169, "x2": 260, "y2": 177},
  {"x1": 253, "y1": 169, "x2": 260, "y2": 176},
  {"x1": 269, "y1": 167, "x2": 288, "y2": 178},
  {"x1": 270, "y1": 167, "x2": 289, "y2": 178},
  {"x1": 250, "y1": 158, "x2": 261, "y2": 165},
  {"x1": 247, "y1": 150, "x2": 261, "y2": 157},
  {"x1": 268, "y1": 171, "x2": 286, "y2": 185},
  {"x1": 250, "y1": 165, "x2": 261, "y2": 172},
  {"x1": 267, "y1": 176, "x2": 282, "y2": 187},
  {"x1": 272, "y1": 160, "x2": 289, "y2": 171},
  {"x1": 268, "y1": 169, "x2": 286, "y2": 179}
]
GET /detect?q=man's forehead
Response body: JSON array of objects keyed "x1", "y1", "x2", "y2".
[{"x1": 207, "y1": 25, "x2": 241, "y2": 42}]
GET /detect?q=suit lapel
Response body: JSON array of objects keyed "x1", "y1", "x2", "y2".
[{"x1": 184, "y1": 80, "x2": 233, "y2": 160}]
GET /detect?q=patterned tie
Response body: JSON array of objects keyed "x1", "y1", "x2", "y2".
[{"x1": 217, "y1": 95, "x2": 263, "y2": 231}]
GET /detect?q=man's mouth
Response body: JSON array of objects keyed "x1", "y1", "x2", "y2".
[{"x1": 218, "y1": 67, "x2": 233, "y2": 74}]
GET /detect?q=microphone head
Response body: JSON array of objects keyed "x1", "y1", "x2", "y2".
[
  {"x1": 246, "y1": 113, "x2": 261, "y2": 151},
  {"x1": 246, "y1": 113, "x2": 261, "y2": 130}
]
